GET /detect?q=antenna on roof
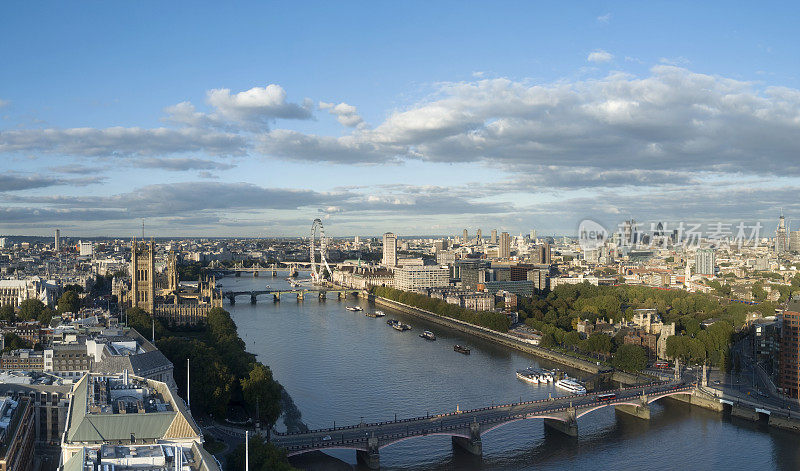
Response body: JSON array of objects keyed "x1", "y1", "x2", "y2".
[{"x1": 142, "y1": 219, "x2": 145, "y2": 239}]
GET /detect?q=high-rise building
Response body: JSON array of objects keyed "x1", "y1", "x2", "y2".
[
  {"x1": 0, "y1": 238, "x2": 6, "y2": 249},
  {"x1": 476, "y1": 229, "x2": 482, "y2": 244},
  {"x1": 776, "y1": 213, "x2": 789, "y2": 254},
  {"x1": 462, "y1": 229, "x2": 468, "y2": 244},
  {"x1": 490, "y1": 229, "x2": 498, "y2": 244},
  {"x1": 55, "y1": 229, "x2": 60, "y2": 251},
  {"x1": 382, "y1": 232, "x2": 397, "y2": 267},
  {"x1": 529, "y1": 229, "x2": 536, "y2": 240},
  {"x1": 780, "y1": 299, "x2": 800, "y2": 399},
  {"x1": 790, "y1": 230, "x2": 800, "y2": 253},
  {"x1": 532, "y1": 244, "x2": 551, "y2": 264},
  {"x1": 694, "y1": 248, "x2": 715, "y2": 277},
  {"x1": 499, "y1": 232, "x2": 511, "y2": 258},
  {"x1": 354, "y1": 235, "x2": 360, "y2": 247}
]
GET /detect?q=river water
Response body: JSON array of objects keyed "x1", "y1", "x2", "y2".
[{"x1": 223, "y1": 274, "x2": 800, "y2": 470}]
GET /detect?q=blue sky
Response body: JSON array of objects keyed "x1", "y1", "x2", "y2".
[{"x1": 2, "y1": 1, "x2": 800, "y2": 237}]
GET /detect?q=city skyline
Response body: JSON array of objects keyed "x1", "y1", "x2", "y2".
[{"x1": 2, "y1": 2, "x2": 800, "y2": 237}]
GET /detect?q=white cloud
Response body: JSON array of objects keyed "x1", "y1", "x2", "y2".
[
  {"x1": 319, "y1": 101, "x2": 365, "y2": 128},
  {"x1": 257, "y1": 66, "x2": 800, "y2": 181},
  {"x1": 206, "y1": 84, "x2": 313, "y2": 128},
  {"x1": 597, "y1": 13, "x2": 612, "y2": 23},
  {"x1": 0, "y1": 126, "x2": 246, "y2": 157},
  {"x1": 0, "y1": 99, "x2": 9, "y2": 108},
  {"x1": 587, "y1": 50, "x2": 614, "y2": 63}
]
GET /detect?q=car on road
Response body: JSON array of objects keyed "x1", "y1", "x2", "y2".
[
  {"x1": 322, "y1": 435, "x2": 332, "y2": 441},
  {"x1": 713, "y1": 380, "x2": 721, "y2": 384}
]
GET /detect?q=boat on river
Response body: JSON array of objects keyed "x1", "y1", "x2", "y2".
[
  {"x1": 555, "y1": 378, "x2": 587, "y2": 395},
  {"x1": 419, "y1": 330, "x2": 436, "y2": 340},
  {"x1": 392, "y1": 323, "x2": 411, "y2": 331},
  {"x1": 454, "y1": 344, "x2": 471, "y2": 355},
  {"x1": 345, "y1": 306, "x2": 363, "y2": 312}
]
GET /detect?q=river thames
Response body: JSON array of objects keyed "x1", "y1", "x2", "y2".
[{"x1": 223, "y1": 274, "x2": 800, "y2": 470}]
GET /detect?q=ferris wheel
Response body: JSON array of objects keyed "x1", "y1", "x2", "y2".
[{"x1": 310, "y1": 218, "x2": 333, "y2": 283}]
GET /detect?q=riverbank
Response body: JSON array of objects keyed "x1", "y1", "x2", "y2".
[{"x1": 363, "y1": 293, "x2": 642, "y2": 385}]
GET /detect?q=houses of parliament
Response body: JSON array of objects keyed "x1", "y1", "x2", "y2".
[{"x1": 115, "y1": 239, "x2": 222, "y2": 324}]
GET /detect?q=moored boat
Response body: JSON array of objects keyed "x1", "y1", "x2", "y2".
[
  {"x1": 419, "y1": 330, "x2": 436, "y2": 340},
  {"x1": 454, "y1": 344, "x2": 471, "y2": 355},
  {"x1": 555, "y1": 378, "x2": 587, "y2": 395},
  {"x1": 373, "y1": 310, "x2": 386, "y2": 317},
  {"x1": 392, "y1": 323, "x2": 411, "y2": 331},
  {"x1": 345, "y1": 306, "x2": 363, "y2": 312}
]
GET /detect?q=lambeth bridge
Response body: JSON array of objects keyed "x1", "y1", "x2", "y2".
[
  {"x1": 222, "y1": 288, "x2": 360, "y2": 304},
  {"x1": 271, "y1": 380, "x2": 694, "y2": 469}
]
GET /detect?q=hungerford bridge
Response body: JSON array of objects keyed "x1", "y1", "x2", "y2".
[{"x1": 271, "y1": 379, "x2": 694, "y2": 469}]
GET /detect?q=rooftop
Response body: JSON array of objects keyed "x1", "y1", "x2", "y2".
[{"x1": 65, "y1": 373, "x2": 200, "y2": 445}]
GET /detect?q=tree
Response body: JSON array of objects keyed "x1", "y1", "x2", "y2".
[
  {"x1": 18, "y1": 299, "x2": 45, "y2": 321},
  {"x1": 0, "y1": 305, "x2": 15, "y2": 323},
  {"x1": 227, "y1": 436, "x2": 296, "y2": 471},
  {"x1": 586, "y1": 332, "x2": 613, "y2": 354},
  {"x1": 3, "y1": 333, "x2": 32, "y2": 352},
  {"x1": 241, "y1": 363, "x2": 282, "y2": 426},
  {"x1": 126, "y1": 307, "x2": 167, "y2": 340},
  {"x1": 613, "y1": 344, "x2": 647, "y2": 372},
  {"x1": 57, "y1": 290, "x2": 80, "y2": 314}
]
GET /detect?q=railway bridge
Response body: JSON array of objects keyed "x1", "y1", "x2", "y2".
[{"x1": 271, "y1": 381, "x2": 695, "y2": 469}]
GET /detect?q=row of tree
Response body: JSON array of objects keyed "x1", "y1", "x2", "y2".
[
  {"x1": 126, "y1": 307, "x2": 283, "y2": 425},
  {"x1": 371, "y1": 286, "x2": 511, "y2": 332},
  {"x1": 0, "y1": 288, "x2": 83, "y2": 326}
]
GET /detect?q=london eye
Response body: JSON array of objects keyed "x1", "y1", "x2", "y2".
[{"x1": 310, "y1": 218, "x2": 333, "y2": 284}]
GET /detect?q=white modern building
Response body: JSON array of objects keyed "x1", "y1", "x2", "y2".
[
  {"x1": 695, "y1": 248, "x2": 716, "y2": 277},
  {"x1": 393, "y1": 265, "x2": 450, "y2": 291},
  {"x1": 382, "y1": 232, "x2": 397, "y2": 267}
]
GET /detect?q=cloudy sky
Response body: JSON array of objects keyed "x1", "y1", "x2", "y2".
[{"x1": 2, "y1": 2, "x2": 800, "y2": 237}]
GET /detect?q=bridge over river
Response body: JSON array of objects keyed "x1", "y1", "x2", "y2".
[
  {"x1": 222, "y1": 288, "x2": 360, "y2": 304},
  {"x1": 271, "y1": 380, "x2": 695, "y2": 469}
]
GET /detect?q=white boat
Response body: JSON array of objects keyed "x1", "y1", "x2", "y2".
[
  {"x1": 345, "y1": 306, "x2": 363, "y2": 312},
  {"x1": 516, "y1": 371, "x2": 540, "y2": 384},
  {"x1": 555, "y1": 378, "x2": 587, "y2": 395},
  {"x1": 373, "y1": 310, "x2": 385, "y2": 317}
]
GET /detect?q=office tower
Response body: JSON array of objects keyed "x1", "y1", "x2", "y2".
[
  {"x1": 529, "y1": 229, "x2": 536, "y2": 240},
  {"x1": 55, "y1": 229, "x2": 60, "y2": 251},
  {"x1": 776, "y1": 212, "x2": 789, "y2": 254},
  {"x1": 490, "y1": 229, "x2": 498, "y2": 244},
  {"x1": 499, "y1": 232, "x2": 511, "y2": 258},
  {"x1": 694, "y1": 248, "x2": 715, "y2": 277},
  {"x1": 790, "y1": 230, "x2": 800, "y2": 253},
  {"x1": 532, "y1": 244, "x2": 551, "y2": 264},
  {"x1": 781, "y1": 299, "x2": 800, "y2": 399},
  {"x1": 354, "y1": 235, "x2": 360, "y2": 247},
  {"x1": 382, "y1": 232, "x2": 397, "y2": 267},
  {"x1": 476, "y1": 229, "x2": 482, "y2": 244},
  {"x1": 463, "y1": 229, "x2": 468, "y2": 244}
]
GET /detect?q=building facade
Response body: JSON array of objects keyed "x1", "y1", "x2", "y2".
[
  {"x1": 499, "y1": 232, "x2": 511, "y2": 259},
  {"x1": 695, "y1": 248, "x2": 716, "y2": 277},
  {"x1": 382, "y1": 233, "x2": 397, "y2": 267},
  {"x1": 393, "y1": 266, "x2": 449, "y2": 291},
  {"x1": 780, "y1": 300, "x2": 800, "y2": 399}
]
